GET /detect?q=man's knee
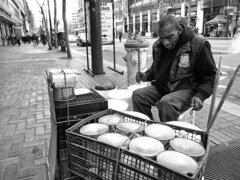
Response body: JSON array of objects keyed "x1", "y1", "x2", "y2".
[
  {"x1": 156, "y1": 96, "x2": 173, "y2": 109},
  {"x1": 132, "y1": 89, "x2": 143, "y2": 102}
]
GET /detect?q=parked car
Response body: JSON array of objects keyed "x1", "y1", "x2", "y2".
[
  {"x1": 68, "y1": 34, "x2": 77, "y2": 43},
  {"x1": 76, "y1": 33, "x2": 90, "y2": 46}
]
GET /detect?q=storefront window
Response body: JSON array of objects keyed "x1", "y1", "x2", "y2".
[
  {"x1": 135, "y1": 15, "x2": 140, "y2": 23},
  {"x1": 142, "y1": 14, "x2": 148, "y2": 22},
  {"x1": 130, "y1": 0, "x2": 135, "y2": 5}
]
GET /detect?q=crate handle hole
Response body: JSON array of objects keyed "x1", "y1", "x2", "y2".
[{"x1": 186, "y1": 173, "x2": 193, "y2": 177}]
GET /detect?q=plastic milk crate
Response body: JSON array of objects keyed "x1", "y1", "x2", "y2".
[
  {"x1": 46, "y1": 76, "x2": 108, "y2": 121},
  {"x1": 66, "y1": 109, "x2": 209, "y2": 180},
  {"x1": 56, "y1": 114, "x2": 97, "y2": 151},
  {"x1": 57, "y1": 149, "x2": 81, "y2": 180},
  {"x1": 54, "y1": 89, "x2": 108, "y2": 120}
]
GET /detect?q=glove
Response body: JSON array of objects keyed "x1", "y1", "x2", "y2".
[
  {"x1": 191, "y1": 96, "x2": 203, "y2": 111},
  {"x1": 136, "y1": 72, "x2": 146, "y2": 83}
]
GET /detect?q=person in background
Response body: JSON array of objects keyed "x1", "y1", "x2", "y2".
[
  {"x1": 15, "y1": 33, "x2": 21, "y2": 46},
  {"x1": 119, "y1": 31, "x2": 123, "y2": 42},
  {"x1": 1, "y1": 35, "x2": 6, "y2": 46},
  {"x1": 132, "y1": 15, "x2": 217, "y2": 122},
  {"x1": 31, "y1": 33, "x2": 38, "y2": 46},
  {"x1": 233, "y1": 26, "x2": 237, "y2": 37},
  {"x1": 41, "y1": 32, "x2": 47, "y2": 45},
  {"x1": 8, "y1": 34, "x2": 13, "y2": 46},
  {"x1": 127, "y1": 30, "x2": 132, "y2": 39}
]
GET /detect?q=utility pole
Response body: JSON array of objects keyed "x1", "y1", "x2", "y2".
[
  {"x1": 47, "y1": 0, "x2": 53, "y2": 46},
  {"x1": 225, "y1": 0, "x2": 230, "y2": 37},
  {"x1": 89, "y1": 0, "x2": 104, "y2": 75},
  {"x1": 187, "y1": 0, "x2": 192, "y2": 27}
]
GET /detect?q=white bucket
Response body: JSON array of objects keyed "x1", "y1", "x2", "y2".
[
  {"x1": 108, "y1": 89, "x2": 133, "y2": 110},
  {"x1": 95, "y1": 86, "x2": 117, "y2": 100},
  {"x1": 127, "y1": 84, "x2": 148, "y2": 110},
  {"x1": 108, "y1": 99, "x2": 129, "y2": 112}
]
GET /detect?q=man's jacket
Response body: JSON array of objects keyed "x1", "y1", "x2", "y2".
[{"x1": 144, "y1": 27, "x2": 217, "y2": 102}]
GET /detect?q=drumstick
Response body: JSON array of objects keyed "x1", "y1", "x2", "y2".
[
  {"x1": 207, "y1": 57, "x2": 222, "y2": 126},
  {"x1": 178, "y1": 107, "x2": 194, "y2": 121},
  {"x1": 207, "y1": 65, "x2": 240, "y2": 133}
]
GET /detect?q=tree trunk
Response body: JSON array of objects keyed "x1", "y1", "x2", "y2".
[
  {"x1": 53, "y1": 0, "x2": 58, "y2": 48},
  {"x1": 47, "y1": 0, "x2": 53, "y2": 45},
  {"x1": 41, "y1": 7, "x2": 52, "y2": 50},
  {"x1": 62, "y1": 0, "x2": 72, "y2": 59}
]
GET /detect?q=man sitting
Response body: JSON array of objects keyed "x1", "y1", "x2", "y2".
[{"x1": 132, "y1": 15, "x2": 217, "y2": 122}]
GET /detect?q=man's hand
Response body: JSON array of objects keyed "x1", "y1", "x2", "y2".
[
  {"x1": 136, "y1": 72, "x2": 146, "y2": 83},
  {"x1": 191, "y1": 96, "x2": 203, "y2": 111}
]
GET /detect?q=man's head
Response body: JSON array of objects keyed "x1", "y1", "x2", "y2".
[{"x1": 158, "y1": 15, "x2": 183, "y2": 49}]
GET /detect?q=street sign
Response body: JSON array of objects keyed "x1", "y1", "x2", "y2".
[{"x1": 101, "y1": 0, "x2": 113, "y2": 44}]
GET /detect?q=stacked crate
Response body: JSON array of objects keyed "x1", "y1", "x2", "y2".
[
  {"x1": 46, "y1": 73, "x2": 108, "y2": 180},
  {"x1": 66, "y1": 109, "x2": 209, "y2": 180}
]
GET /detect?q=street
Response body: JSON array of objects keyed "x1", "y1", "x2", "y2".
[
  {"x1": 70, "y1": 37, "x2": 240, "y2": 105},
  {"x1": 70, "y1": 38, "x2": 239, "y2": 68}
]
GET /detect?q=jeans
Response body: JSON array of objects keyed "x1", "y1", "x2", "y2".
[{"x1": 132, "y1": 85, "x2": 194, "y2": 122}]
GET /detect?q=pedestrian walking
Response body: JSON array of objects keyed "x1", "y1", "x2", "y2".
[
  {"x1": 1, "y1": 35, "x2": 6, "y2": 46},
  {"x1": 132, "y1": 15, "x2": 217, "y2": 122},
  {"x1": 127, "y1": 30, "x2": 132, "y2": 39},
  {"x1": 31, "y1": 33, "x2": 38, "y2": 46},
  {"x1": 7, "y1": 34, "x2": 13, "y2": 46},
  {"x1": 41, "y1": 33, "x2": 47, "y2": 46},
  {"x1": 15, "y1": 33, "x2": 21, "y2": 46},
  {"x1": 119, "y1": 32, "x2": 123, "y2": 42}
]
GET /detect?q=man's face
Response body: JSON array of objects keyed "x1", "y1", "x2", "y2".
[{"x1": 158, "y1": 24, "x2": 180, "y2": 49}]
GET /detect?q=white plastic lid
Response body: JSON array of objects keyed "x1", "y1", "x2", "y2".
[
  {"x1": 123, "y1": 111, "x2": 150, "y2": 120},
  {"x1": 129, "y1": 136, "x2": 164, "y2": 157},
  {"x1": 108, "y1": 99, "x2": 129, "y2": 112},
  {"x1": 108, "y1": 89, "x2": 133, "y2": 100}
]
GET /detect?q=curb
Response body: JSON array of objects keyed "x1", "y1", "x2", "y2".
[
  {"x1": 204, "y1": 97, "x2": 240, "y2": 117},
  {"x1": 212, "y1": 51, "x2": 228, "y2": 54}
]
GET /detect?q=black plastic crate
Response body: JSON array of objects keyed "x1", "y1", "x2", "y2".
[
  {"x1": 66, "y1": 109, "x2": 209, "y2": 180},
  {"x1": 57, "y1": 149, "x2": 82, "y2": 180},
  {"x1": 56, "y1": 114, "x2": 97, "y2": 151},
  {"x1": 54, "y1": 89, "x2": 108, "y2": 120}
]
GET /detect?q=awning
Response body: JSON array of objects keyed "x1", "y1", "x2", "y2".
[
  {"x1": 0, "y1": 13, "x2": 16, "y2": 25},
  {"x1": 206, "y1": 15, "x2": 227, "y2": 25}
]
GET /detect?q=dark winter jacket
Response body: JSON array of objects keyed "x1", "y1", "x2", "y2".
[{"x1": 144, "y1": 26, "x2": 217, "y2": 102}]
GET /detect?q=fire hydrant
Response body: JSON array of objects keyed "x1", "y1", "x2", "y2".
[{"x1": 123, "y1": 36, "x2": 150, "y2": 85}]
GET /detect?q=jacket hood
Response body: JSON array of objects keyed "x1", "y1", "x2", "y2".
[{"x1": 174, "y1": 24, "x2": 195, "y2": 48}]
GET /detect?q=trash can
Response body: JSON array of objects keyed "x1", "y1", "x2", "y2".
[
  {"x1": 123, "y1": 37, "x2": 150, "y2": 85},
  {"x1": 57, "y1": 32, "x2": 66, "y2": 52}
]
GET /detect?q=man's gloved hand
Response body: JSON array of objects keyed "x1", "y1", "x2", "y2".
[
  {"x1": 136, "y1": 72, "x2": 146, "y2": 83},
  {"x1": 191, "y1": 96, "x2": 203, "y2": 111}
]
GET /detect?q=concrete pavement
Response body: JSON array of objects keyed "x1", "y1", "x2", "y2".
[{"x1": 0, "y1": 43, "x2": 239, "y2": 180}]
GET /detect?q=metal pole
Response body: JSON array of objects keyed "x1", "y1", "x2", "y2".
[
  {"x1": 83, "y1": 0, "x2": 94, "y2": 77},
  {"x1": 188, "y1": 1, "x2": 191, "y2": 27},
  {"x1": 89, "y1": 0, "x2": 104, "y2": 75},
  {"x1": 113, "y1": 1, "x2": 116, "y2": 70},
  {"x1": 225, "y1": 0, "x2": 230, "y2": 37},
  {"x1": 108, "y1": 0, "x2": 124, "y2": 75}
]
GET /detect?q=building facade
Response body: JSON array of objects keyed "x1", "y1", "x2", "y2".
[
  {"x1": 71, "y1": 12, "x2": 80, "y2": 32},
  {"x1": 77, "y1": 0, "x2": 239, "y2": 37},
  {"x1": 202, "y1": 0, "x2": 240, "y2": 37},
  {"x1": 0, "y1": 0, "x2": 31, "y2": 45}
]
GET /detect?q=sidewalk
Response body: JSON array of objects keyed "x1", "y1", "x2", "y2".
[{"x1": 0, "y1": 44, "x2": 239, "y2": 180}]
